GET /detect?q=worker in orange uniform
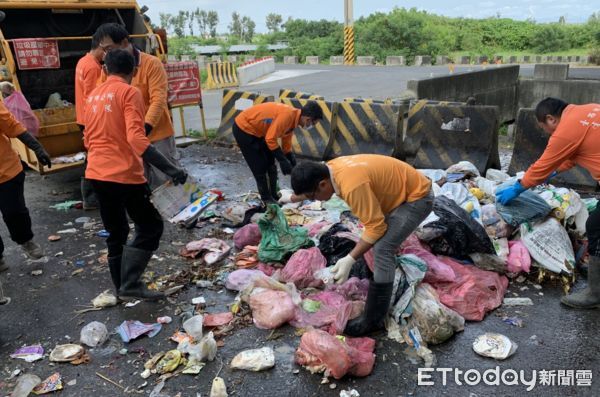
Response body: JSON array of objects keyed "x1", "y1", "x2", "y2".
[
  {"x1": 284, "y1": 155, "x2": 433, "y2": 335},
  {"x1": 92, "y1": 23, "x2": 180, "y2": 190},
  {"x1": 233, "y1": 101, "x2": 323, "y2": 203},
  {"x1": 0, "y1": 101, "x2": 51, "y2": 273},
  {"x1": 496, "y1": 97, "x2": 600, "y2": 310},
  {"x1": 84, "y1": 49, "x2": 187, "y2": 301},
  {"x1": 75, "y1": 37, "x2": 104, "y2": 210}
]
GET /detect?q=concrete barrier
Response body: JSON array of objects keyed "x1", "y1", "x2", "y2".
[
  {"x1": 414, "y1": 56, "x2": 431, "y2": 66},
  {"x1": 244, "y1": 55, "x2": 255, "y2": 62},
  {"x1": 518, "y1": 79, "x2": 600, "y2": 109},
  {"x1": 580, "y1": 56, "x2": 589, "y2": 64},
  {"x1": 237, "y1": 57, "x2": 276, "y2": 86},
  {"x1": 476, "y1": 56, "x2": 488, "y2": 64},
  {"x1": 508, "y1": 56, "x2": 518, "y2": 64},
  {"x1": 305, "y1": 56, "x2": 319, "y2": 65},
  {"x1": 227, "y1": 55, "x2": 238, "y2": 63},
  {"x1": 211, "y1": 55, "x2": 222, "y2": 62},
  {"x1": 386, "y1": 56, "x2": 405, "y2": 66},
  {"x1": 493, "y1": 55, "x2": 503, "y2": 64},
  {"x1": 330, "y1": 56, "x2": 344, "y2": 65},
  {"x1": 459, "y1": 56, "x2": 471, "y2": 65},
  {"x1": 196, "y1": 55, "x2": 206, "y2": 69},
  {"x1": 167, "y1": 54, "x2": 177, "y2": 62},
  {"x1": 205, "y1": 62, "x2": 238, "y2": 90},
  {"x1": 534, "y1": 55, "x2": 542, "y2": 63},
  {"x1": 180, "y1": 55, "x2": 191, "y2": 61},
  {"x1": 541, "y1": 55, "x2": 551, "y2": 63},
  {"x1": 533, "y1": 64, "x2": 569, "y2": 81},
  {"x1": 436, "y1": 56, "x2": 450, "y2": 65},
  {"x1": 521, "y1": 55, "x2": 531, "y2": 63},
  {"x1": 284, "y1": 56, "x2": 298, "y2": 64},
  {"x1": 407, "y1": 65, "x2": 519, "y2": 123},
  {"x1": 357, "y1": 56, "x2": 375, "y2": 66}
]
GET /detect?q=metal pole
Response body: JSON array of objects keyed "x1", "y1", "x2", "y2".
[{"x1": 343, "y1": 0, "x2": 355, "y2": 65}]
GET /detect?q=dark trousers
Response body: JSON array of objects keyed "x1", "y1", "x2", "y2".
[
  {"x1": 0, "y1": 171, "x2": 33, "y2": 257},
  {"x1": 233, "y1": 122, "x2": 275, "y2": 177},
  {"x1": 91, "y1": 180, "x2": 164, "y2": 258},
  {"x1": 588, "y1": 204, "x2": 600, "y2": 257}
]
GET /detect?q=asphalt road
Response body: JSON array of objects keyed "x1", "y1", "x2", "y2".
[
  {"x1": 172, "y1": 64, "x2": 600, "y2": 135},
  {"x1": 0, "y1": 144, "x2": 599, "y2": 397}
]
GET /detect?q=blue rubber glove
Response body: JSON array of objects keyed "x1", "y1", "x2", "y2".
[
  {"x1": 544, "y1": 170, "x2": 558, "y2": 184},
  {"x1": 495, "y1": 180, "x2": 526, "y2": 205}
]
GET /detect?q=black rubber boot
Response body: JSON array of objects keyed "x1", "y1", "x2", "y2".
[
  {"x1": 254, "y1": 174, "x2": 276, "y2": 204},
  {"x1": 119, "y1": 246, "x2": 164, "y2": 301},
  {"x1": 344, "y1": 281, "x2": 393, "y2": 336},
  {"x1": 81, "y1": 177, "x2": 99, "y2": 211},
  {"x1": 561, "y1": 256, "x2": 600, "y2": 309},
  {"x1": 107, "y1": 255, "x2": 122, "y2": 293},
  {"x1": 267, "y1": 164, "x2": 280, "y2": 202}
]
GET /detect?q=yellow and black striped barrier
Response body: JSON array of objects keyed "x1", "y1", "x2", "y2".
[
  {"x1": 205, "y1": 62, "x2": 239, "y2": 90},
  {"x1": 329, "y1": 101, "x2": 404, "y2": 158},
  {"x1": 279, "y1": 89, "x2": 324, "y2": 101},
  {"x1": 403, "y1": 104, "x2": 501, "y2": 174},
  {"x1": 216, "y1": 89, "x2": 274, "y2": 142},
  {"x1": 343, "y1": 26, "x2": 355, "y2": 65},
  {"x1": 343, "y1": 97, "x2": 393, "y2": 105},
  {"x1": 509, "y1": 108, "x2": 597, "y2": 190},
  {"x1": 280, "y1": 98, "x2": 338, "y2": 161}
]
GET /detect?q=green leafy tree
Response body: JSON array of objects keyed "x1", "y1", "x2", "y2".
[
  {"x1": 241, "y1": 16, "x2": 256, "y2": 42},
  {"x1": 229, "y1": 12, "x2": 243, "y2": 39},
  {"x1": 207, "y1": 11, "x2": 219, "y2": 38},
  {"x1": 266, "y1": 13, "x2": 283, "y2": 33}
]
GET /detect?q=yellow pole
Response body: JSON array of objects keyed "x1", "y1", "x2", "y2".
[{"x1": 343, "y1": 0, "x2": 355, "y2": 65}]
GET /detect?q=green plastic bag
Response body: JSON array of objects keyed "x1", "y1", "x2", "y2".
[{"x1": 258, "y1": 204, "x2": 313, "y2": 263}]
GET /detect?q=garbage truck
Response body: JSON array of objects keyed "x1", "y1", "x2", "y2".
[{"x1": 0, "y1": 0, "x2": 165, "y2": 174}]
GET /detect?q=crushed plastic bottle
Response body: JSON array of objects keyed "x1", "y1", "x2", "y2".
[{"x1": 11, "y1": 374, "x2": 41, "y2": 397}]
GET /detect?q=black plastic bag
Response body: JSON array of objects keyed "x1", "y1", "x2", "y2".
[{"x1": 318, "y1": 223, "x2": 373, "y2": 280}]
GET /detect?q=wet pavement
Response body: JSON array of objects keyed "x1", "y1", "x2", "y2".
[{"x1": 0, "y1": 144, "x2": 599, "y2": 397}]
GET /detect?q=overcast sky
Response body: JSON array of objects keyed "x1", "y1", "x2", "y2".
[{"x1": 141, "y1": 0, "x2": 596, "y2": 32}]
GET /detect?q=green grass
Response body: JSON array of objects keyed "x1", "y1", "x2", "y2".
[
  {"x1": 187, "y1": 128, "x2": 217, "y2": 139},
  {"x1": 450, "y1": 47, "x2": 591, "y2": 60}
]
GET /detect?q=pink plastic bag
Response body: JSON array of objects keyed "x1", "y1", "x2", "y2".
[
  {"x1": 280, "y1": 247, "x2": 326, "y2": 288},
  {"x1": 4, "y1": 91, "x2": 39, "y2": 136},
  {"x1": 291, "y1": 291, "x2": 353, "y2": 334},
  {"x1": 225, "y1": 269, "x2": 264, "y2": 291},
  {"x1": 429, "y1": 256, "x2": 508, "y2": 321},
  {"x1": 507, "y1": 240, "x2": 531, "y2": 273},
  {"x1": 233, "y1": 224, "x2": 261, "y2": 250},
  {"x1": 295, "y1": 329, "x2": 376, "y2": 379},
  {"x1": 248, "y1": 289, "x2": 296, "y2": 329},
  {"x1": 401, "y1": 234, "x2": 456, "y2": 284}
]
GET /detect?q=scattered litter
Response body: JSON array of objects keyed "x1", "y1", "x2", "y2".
[
  {"x1": 196, "y1": 280, "x2": 213, "y2": 288},
  {"x1": 155, "y1": 350, "x2": 183, "y2": 374},
  {"x1": 473, "y1": 333, "x2": 517, "y2": 360},
  {"x1": 520, "y1": 217, "x2": 575, "y2": 274},
  {"x1": 280, "y1": 247, "x2": 327, "y2": 289},
  {"x1": 340, "y1": 389, "x2": 360, "y2": 397},
  {"x1": 234, "y1": 245, "x2": 259, "y2": 268},
  {"x1": 66, "y1": 379, "x2": 77, "y2": 387},
  {"x1": 258, "y1": 204, "x2": 314, "y2": 263},
  {"x1": 49, "y1": 344, "x2": 84, "y2": 362},
  {"x1": 204, "y1": 312, "x2": 234, "y2": 327},
  {"x1": 47, "y1": 235, "x2": 61, "y2": 242},
  {"x1": 210, "y1": 377, "x2": 228, "y2": 397},
  {"x1": 192, "y1": 296, "x2": 206, "y2": 305},
  {"x1": 183, "y1": 315, "x2": 204, "y2": 340},
  {"x1": 80, "y1": 321, "x2": 109, "y2": 347},
  {"x1": 32, "y1": 373, "x2": 63, "y2": 395},
  {"x1": 116, "y1": 321, "x2": 162, "y2": 343},
  {"x1": 502, "y1": 317, "x2": 524, "y2": 327},
  {"x1": 125, "y1": 300, "x2": 142, "y2": 308},
  {"x1": 157, "y1": 316, "x2": 172, "y2": 324},
  {"x1": 75, "y1": 217, "x2": 91, "y2": 223},
  {"x1": 31, "y1": 270, "x2": 43, "y2": 276},
  {"x1": 503, "y1": 297, "x2": 533, "y2": 306},
  {"x1": 11, "y1": 374, "x2": 41, "y2": 397},
  {"x1": 92, "y1": 290, "x2": 118, "y2": 308},
  {"x1": 57, "y1": 228, "x2": 77, "y2": 234},
  {"x1": 225, "y1": 269, "x2": 263, "y2": 291},
  {"x1": 96, "y1": 230, "x2": 110, "y2": 238},
  {"x1": 180, "y1": 238, "x2": 231, "y2": 265},
  {"x1": 148, "y1": 380, "x2": 165, "y2": 397},
  {"x1": 231, "y1": 347, "x2": 275, "y2": 371},
  {"x1": 248, "y1": 288, "x2": 296, "y2": 329},
  {"x1": 10, "y1": 345, "x2": 44, "y2": 362},
  {"x1": 50, "y1": 201, "x2": 82, "y2": 211},
  {"x1": 182, "y1": 358, "x2": 205, "y2": 375},
  {"x1": 234, "y1": 223, "x2": 262, "y2": 249}
]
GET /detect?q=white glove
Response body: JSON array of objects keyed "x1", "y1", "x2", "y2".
[
  {"x1": 331, "y1": 254, "x2": 356, "y2": 284},
  {"x1": 278, "y1": 189, "x2": 294, "y2": 205}
]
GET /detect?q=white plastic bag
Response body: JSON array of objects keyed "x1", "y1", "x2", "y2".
[
  {"x1": 485, "y1": 169, "x2": 510, "y2": 182},
  {"x1": 80, "y1": 321, "x2": 108, "y2": 347},
  {"x1": 230, "y1": 346, "x2": 275, "y2": 371},
  {"x1": 446, "y1": 161, "x2": 480, "y2": 177},
  {"x1": 521, "y1": 218, "x2": 575, "y2": 274},
  {"x1": 183, "y1": 315, "x2": 204, "y2": 340}
]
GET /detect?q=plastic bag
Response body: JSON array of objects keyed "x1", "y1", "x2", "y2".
[
  {"x1": 4, "y1": 91, "x2": 39, "y2": 136},
  {"x1": 401, "y1": 234, "x2": 456, "y2": 284},
  {"x1": 183, "y1": 315, "x2": 204, "y2": 340},
  {"x1": 318, "y1": 224, "x2": 357, "y2": 267},
  {"x1": 258, "y1": 204, "x2": 313, "y2": 263},
  {"x1": 537, "y1": 187, "x2": 583, "y2": 220},
  {"x1": 408, "y1": 284, "x2": 465, "y2": 345},
  {"x1": 291, "y1": 291, "x2": 353, "y2": 334},
  {"x1": 280, "y1": 247, "x2": 326, "y2": 289},
  {"x1": 231, "y1": 347, "x2": 275, "y2": 371},
  {"x1": 225, "y1": 269, "x2": 264, "y2": 291},
  {"x1": 446, "y1": 161, "x2": 480, "y2": 177},
  {"x1": 481, "y1": 204, "x2": 513, "y2": 238},
  {"x1": 485, "y1": 169, "x2": 510, "y2": 182},
  {"x1": 417, "y1": 196, "x2": 494, "y2": 259},
  {"x1": 520, "y1": 218, "x2": 575, "y2": 274},
  {"x1": 495, "y1": 187, "x2": 552, "y2": 227},
  {"x1": 80, "y1": 321, "x2": 108, "y2": 347},
  {"x1": 248, "y1": 288, "x2": 297, "y2": 329},
  {"x1": 390, "y1": 254, "x2": 428, "y2": 322},
  {"x1": 506, "y1": 240, "x2": 531, "y2": 273},
  {"x1": 440, "y1": 183, "x2": 482, "y2": 223},
  {"x1": 295, "y1": 328, "x2": 376, "y2": 379},
  {"x1": 428, "y1": 256, "x2": 509, "y2": 321},
  {"x1": 233, "y1": 224, "x2": 261, "y2": 249},
  {"x1": 180, "y1": 238, "x2": 231, "y2": 265}
]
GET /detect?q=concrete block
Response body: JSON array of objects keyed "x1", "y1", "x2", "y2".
[
  {"x1": 357, "y1": 56, "x2": 375, "y2": 65},
  {"x1": 541, "y1": 55, "x2": 552, "y2": 63},
  {"x1": 195, "y1": 55, "x2": 206, "y2": 69},
  {"x1": 180, "y1": 55, "x2": 191, "y2": 61},
  {"x1": 533, "y1": 64, "x2": 569, "y2": 81},
  {"x1": 386, "y1": 56, "x2": 405, "y2": 66},
  {"x1": 518, "y1": 79, "x2": 600, "y2": 109},
  {"x1": 237, "y1": 57, "x2": 276, "y2": 86},
  {"x1": 227, "y1": 55, "x2": 238, "y2": 63},
  {"x1": 580, "y1": 56, "x2": 589, "y2": 64},
  {"x1": 244, "y1": 55, "x2": 255, "y2": 62},
  {"x1": 284, "y1": 56, "x2": 298, "y2": 64},
  {"x1": 459, "y1": 56, "x2": 471, "y2": 64},
  {"x1": 476, "y1": 55, "x2": 489, "y2": 64},
  {"x1": 521, "y1": 55, "x2": 531, "y2": 63},
  {"x1": 211, "y1": 55, "x2": 222, "y2": 62},
  {"x1": 330, "y1": 56, "x2": 344, "y2": 65},
  {"x1": 573, "y1": 55, "x2": 581, "y2": 63},
  {"x1": 534, "y1": 55, "x2": 542, "y2": 63},
  {"x1": 493, "y1": 55, "x2": 503, "y2": 64},
  {"x1": 508, "y1": 56, "x2": 518, "y2": 64},
  {"x1": 167, "y1": 54, "x2": 177, "y2": 62},
  {"x1": 305, "y1": 56, "x2": 320, "y2": 65},
  {"x1": 414, "y1": 55, "x2": 431, "y2": 66},
  {"x1": 436, "y1": 56, "x2": 450, "y2": 65}
]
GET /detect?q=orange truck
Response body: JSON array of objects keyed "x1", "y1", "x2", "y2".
[{"x1": 0, "y1": 0, "x2": 165, "y2": 174}]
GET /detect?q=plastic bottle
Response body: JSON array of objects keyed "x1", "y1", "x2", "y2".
[{"x1": 11, "y1": 374, "x2": 41, "y2": 397}]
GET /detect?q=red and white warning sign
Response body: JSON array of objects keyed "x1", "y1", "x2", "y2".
[
  {"x1": 165, "y1": 61, "x2": 202, "y2": 107},
  {"x1": 12, "y1": 38, "x2": 61, "y2": 70}
]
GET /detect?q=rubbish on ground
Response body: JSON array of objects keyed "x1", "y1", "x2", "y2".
[
  {"x1": 11, "y1": 373, "x2": 41, "y2": 397},
  {"x1": 49, "y1": 344, "x2": 84, "y2": 362},
  {"x1": 446, "y1": 161, "x2": 480, "y2": 177},
  {"x1": 520, "y1": 217, "x2": 575, "y2": 274},
  {"x1": 481, "y1": 204, "x2": 513, "y2": 239},
  {"x1": 503, "y1": 297, "x2": 533, "y2": 306},
  {"x1": 225, "y1": 269, "x2": 264, "y2": 291},
  {"x1": 66, "y1": 379, "x2": 76, "y2": 387},
  {"x1": 50, "y1": 201, "x2": 82, "y2": 211},
  {"x1": 496, "y1": 189, "x2": 552, "y2": 227},
  {"x1": 32, "y1": 372, "x2": 63, "y2": 395},
  {"x1": 196, "y1": 280, "x2": 213, "y2": 288},
  {"x1": 506, "y1": 240, "x2": 532, "y2": 273},
  {"x1": 390, "y1": 254, "x2": 428, "y2": 322},
  {"x1": 340, "y1": 389, "x2": 360, "y2": 397},
  {"x1": 406, "y1": 327, "x2": 436, "y2": 368},
  {"x1": 295, "y1": 329, "x2": 376, "y2": 379},
  {"x1": 157, "y1": 316, "x2": 172, "y2": 324},
  {"x1": 485, "y1": 169, "x2": 510, "y2": 182},
  {"x1": 75, "y1": 217, "x2": 90, "y2": 224},
  {"x1": 249, "y1": 288, "x2": 296, "y2": 329},
  {"x1": 502, "y1": 317, "x2": 524, "y2": 327},
  {"x1": 291, "y1": 289, "x2": 354, "y2": 334},
  {"x1": 258, "y1": 204, "x2": 314, "y2": 263},
  {"x1": 314, "y1": 267, "x2": 334, "y2": 285},
  {"x1": 468, "y1": 253, "x2": 507, "y2": 274},
  {"x1": 10, "y1": 345, "x2": 44, "y2": 362},
  {"x1": 148, "y1": 380, "x2": 165, "y2": 397},
  {"x1": 182, "y1": 358, "x2": 205, "y2": 374},
  {"x1": 151, "y1": 178, "x2": 219, "y2": 226},
  {"x1": 47, "y1": 235, "x2": 61, "y2": 242},
  {"x1": 180, "y1": 238, "x2": 231, "y2": 265},
  {"x1": 234, "y1": 223, "x2": 262, "y2": 249},
  {"x1": 235, "y1": 245, "x2": 259, "y2": 268},
  {"x1": 198, "y1": 332, "x2": 218, "y2": 361},
  {"x1": 116, "y1": 321, "x2": 162, "y2": 343},
  {"x1": 302, "y1": 299, "x2": 322, "y2": 313},
  {"x1": 124, "y1": 300, "x2": 141, "y2": 308},
  {"x1": 401, "y1": 235, "x2": 456, "y2": 284},
  {"x1": 96, "y1": 230, "x2": 110, "y2": 238},
  {"x1": 57, "y1": 228, "x2": 77, "y2": 234},
  {"x1": 80, "y1": 321, "x2": 109, "y2": 347},
  {"x1": 183, "y1": 315, "x2": 204, "y2": 340},
  {"x1": 538, "y1": 187, "x2": 584, "y2": 221},
  {"x1": 31, "y1": 270, "x2": 43, "y2": 276},
  {"x1": 319, "y1": 224, "x2": 358, "y2": 268},
  {"x1": 280, "y1": 247, "x2": 327, "y2": 288},
  {"x1": 204, "y1": 312, "x2": 234, "y2": 327},
  {"x1": 473, "y1": 333, "x2": 517, "y2": 360},
  {"x1": 192, "y1": 296, "x2": 206, "y2": 305},
  {"x1": 144, "y1": 351, "x2": 166, "y2": 370},
  {"x1": 155, "y1": 350, "x2": 184, "y2": 374},
  {"x1": 230, "y1": 346, "x2": 275, "y2": 371},
  {"x1": 210, "y1": 377, "x2": 227, "y2": 397}
]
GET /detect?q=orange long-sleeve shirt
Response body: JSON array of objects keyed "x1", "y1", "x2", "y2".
[
  {"x1": 521, "y1": 104, "x2": 600, "y2": 188},
  {"x1": 328, "y1": 154, "x2": 431, "y2": 244},
  {"x1": 75, "y1": 52, "x2": 102, "y2": 126},
  {"x1": 235, "y1": 102, "x2": 300, "y2": 153},
  {"x1": 84, "y1": 75, "x2": 150, "y2": 184},
  {"x1": 0, "y1": 101, "x2": 27, "y2": 183}
]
